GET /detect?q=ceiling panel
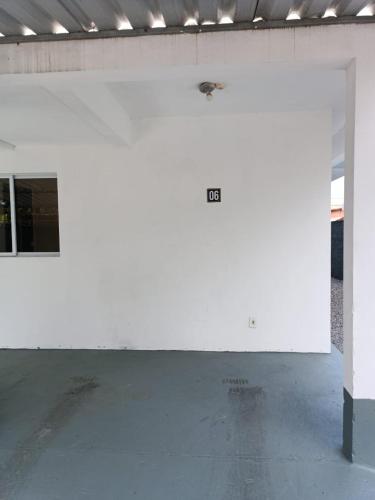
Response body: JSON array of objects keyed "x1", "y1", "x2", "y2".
[
  {"x1": 337, "y1": 0, "x2": 371, "y2": 16},
  {"x1": 52, "y1": 0, "x2": 93, "y2": 31},
  {"x1": 234, "y1": 0, "x2": 259, "y2": 21},
  {"x1": 0, "y1": 0, "x2": 56, "y2": 33},
  {"x1": 302, "y1": 0, "x2": 335, "y2": 18},
  {"x1": 0, "y1": 86, "x2": 111, "y2": 144},
  {"x1": 114, "y1": 0, "x2": 153, "y2": 28},
  {"x1": 218, "y1": 0, "x2": 237, "y2": 21},
  {"x1": 159, "y1": 0, "x2": 198, "y2": 26},
  {"x1": 0, "y1": 7, "x2": 24, "y2": 35},
  {"x1": 256, "y1": 0, "x2": 294, "y2": 20},
  {"x1": 74, "y1": 0, "x2": 120, "y2": 30},
  {"x1": 32, "y1": 0, "x2": 83, "y2": 32},
  {"x1": 198, "y1": 0, "x2": 219, "y2": 23}
]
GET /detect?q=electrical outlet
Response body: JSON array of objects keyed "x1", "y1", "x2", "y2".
[{"x1": 249, "y1": 317, "x2": 257, "y2": 328}]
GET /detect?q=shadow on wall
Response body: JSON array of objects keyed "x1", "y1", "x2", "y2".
[{"x1": 331, "y1": 220, "x2": 343, "y2": 281}]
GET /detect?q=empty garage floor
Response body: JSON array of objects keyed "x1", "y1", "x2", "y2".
[{"x1": 1, "y1": 349, "x2": 375, "y2": 500}]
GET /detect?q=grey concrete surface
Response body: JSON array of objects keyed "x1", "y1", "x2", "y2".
[
  {"x1": 331, "y1": 278, "x2": 343, "y2": 352},
  {"x1": 0, "y1": 349, "x2": 374, "y2": 500},
  {"x1": 343, "y1": 388, "x2": 375, "y2": 469}
]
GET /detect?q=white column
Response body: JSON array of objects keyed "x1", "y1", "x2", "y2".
[{"x1": 344, "y1": 57, "x2": 375, "y2": 466}]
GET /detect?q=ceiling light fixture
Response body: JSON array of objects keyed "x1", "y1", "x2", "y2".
[
  {"x1": 357, "y1": 5, "x2": 374, "y2": 16},
  {"x1": 184, "y1": 17, "x2": 198, "y2": 26},
  {"x1": 202, "y1": 20, "x2": 215, "y2": 25},
  {"x1": 322, "y1": 7, "x2": 337, "y2": 18},
  {"x1": 286, "y1": 10, "x2": 301, "y2": 20},
  {"x1": 219, "y1": 16, "x2": 233, "y2": 24},
  {"x1": 199, "y1": 81, "x2": 225, "y2": 101},
  {"x1": 53, "y1": 22, "x2": 69, "y2": 34},
  {"x1": 118, "y1": 19, "x2": 133, "y2": 30},
  {"x1": 23, "y1": 26, "x2": 37, "y2": 36},
  {"x1": 253, "y1": 16, "x2": 264, "y2": 22},
  {"x1": 0, "y1": 32, "x2": 4, "y2": 37}
]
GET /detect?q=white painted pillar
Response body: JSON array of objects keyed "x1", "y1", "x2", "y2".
[{"x1": 343, "y1": 57, "x2": 375, "y2": 467}]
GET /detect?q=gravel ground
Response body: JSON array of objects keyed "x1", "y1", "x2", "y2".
[{"x1": 331, "y1": 278, "x2": 343, "y2": 353}]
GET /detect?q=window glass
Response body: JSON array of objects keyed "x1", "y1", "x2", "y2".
[
  {"x1": 0, "y1": 178, "x2": 12, "y2": 253},
  {"x1": 14, "y1": 178, "x2": 59, "y2": 253}
]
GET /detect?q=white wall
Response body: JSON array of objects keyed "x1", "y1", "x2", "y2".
[
  {"x1": 0, "y1": 111, "x2": 331, "y2": 351},
  {"x1": 344, "y1": 58, "x2": 375, "y2": 399}
]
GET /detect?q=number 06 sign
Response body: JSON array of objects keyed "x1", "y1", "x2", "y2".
[{"x1": 207, "y1": 188, "x2": 221, "y2": 203}]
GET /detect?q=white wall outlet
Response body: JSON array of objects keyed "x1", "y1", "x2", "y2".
[{"x1": 249, "y1": 317, "x2": 257, "y2": 328}]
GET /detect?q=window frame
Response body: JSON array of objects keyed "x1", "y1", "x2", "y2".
[{"x1": 0, "y1": 173, "x2": 60, "y2": 257}]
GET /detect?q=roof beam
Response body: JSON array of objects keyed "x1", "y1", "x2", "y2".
[
  {"x1": 45, "y1": 83, "x2": 133, "y2": 146},
  {"x1": 73, "y1": 84, "x2": 133, "y2": 146}
]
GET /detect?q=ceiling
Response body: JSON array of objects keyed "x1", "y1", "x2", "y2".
[
  {"x1": 0, "y1": 0, "x2": 373, "y2": 40},
  {"x1": 0, "y1": 67, "x2": 345, "y2": 143},
  {"x1": 109, "y1": 69, "x2": 345, "y2": 121},
  {"x1": 0, "y1": 66, "x2": 346, "y2": 178}
]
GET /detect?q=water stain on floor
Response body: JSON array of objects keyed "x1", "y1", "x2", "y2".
[
  {"x1": 0, "y1": 376, "x2": 99, "y2": 500},
  {"x1": 224, "y1": 385, "x2": 269, "y2": 500}
]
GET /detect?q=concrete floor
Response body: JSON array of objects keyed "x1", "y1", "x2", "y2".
[{"x1": 1, "y1": 349, "x2": 375, "y2": 500}]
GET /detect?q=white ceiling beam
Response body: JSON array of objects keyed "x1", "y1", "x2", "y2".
[
  {"x1": 44, "y1": 83, "x2": 133, "y2": 147},
  {"x1": 71, "y1": 84, "x2": 133, "y2": 146}
]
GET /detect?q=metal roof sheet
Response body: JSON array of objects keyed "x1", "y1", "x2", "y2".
[{"x1": 0, "y1": 0, "x2": 373, "y2": 43}]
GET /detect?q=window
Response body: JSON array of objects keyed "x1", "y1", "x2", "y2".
[
  {"x1": 0, "y1": 175, "x2": 59, "y2": 256},
  {"x1": 0, "y1": 177, "x2": 13, "y2": 253}
]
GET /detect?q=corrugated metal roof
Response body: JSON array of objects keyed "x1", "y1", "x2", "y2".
[{"x1": 0, "y1": 0, "x2": 373, "y2": 42}]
